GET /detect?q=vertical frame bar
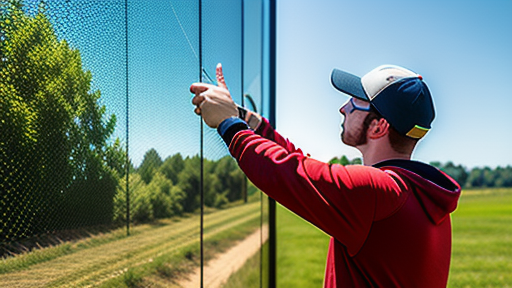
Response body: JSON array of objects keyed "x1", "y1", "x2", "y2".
[
  {"x1": 268, "y1": 0, "x2": 277, "y2": 287},
  {"x1": 199, "y1": 0, "x2": 204, "y2": 287},
  {"x1": 125, "y1": 0, "x2": 130, "y2": 237}
]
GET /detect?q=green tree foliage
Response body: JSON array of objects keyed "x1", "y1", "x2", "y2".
[
  {"x1": 147, "y1": 172, "x2": 185, "y2": 218},
  {"x1": 329, "y1": 157, "x2": 512, "y2": 189},
  {"x1": 176, "y1": 155, "x2": 201, "y2": 213},
  {"x1": 114, "y1": 154, "x2": 199, "y2": 222},
  {"x1": 430, "y1": 161, "x2": 468, "y2": 187},
  {"x1": 138, "y1": 148, "x2": 163, "y2": 184},
  {"x1": 211, "y1": 156, "x2": 244, "y2": 202},
  {"x1": 113, "y1": 151, "x2": 245, "y2": 223},
  {"x1": 329, "y1": 156, "x2": 362, "y2": 165},
  {"x1": 432, "y1": 162, "x2": 512, "y2": 189},
  {"x1": 159, "y1": 153, "x2": 184, "y2": 185},
  {"x1": 1, "y1": 2, "x2": 125, "y2": 241},
  {"x1": 494, "y1": 167, "x2": 512, "y2": 187},
  {"x1": 463, "y1": 166, "x2": 512, "y2": 188}
]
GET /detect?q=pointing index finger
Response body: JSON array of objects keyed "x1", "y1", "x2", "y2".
[{"x1": 216, "y1": 63, "x2": 228, "y2": 90}]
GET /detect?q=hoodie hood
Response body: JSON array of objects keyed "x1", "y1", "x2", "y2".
[{"x1": 374, "y1": 159, "x2": 461, "y2": 225}]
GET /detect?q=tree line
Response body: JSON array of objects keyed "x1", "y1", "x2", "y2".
[
  {"x1": 430, "y1": 162, "x2": 512, "y2": 189},
  {"x1": 114, "y1": 150, "x2": 246, "y2": 224},
  {"x1": 329, "y1": 157, "x2": 512, "y2": 189}
]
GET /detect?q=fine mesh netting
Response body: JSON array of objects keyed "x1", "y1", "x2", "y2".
[
  {"x1": 1, "y1": 0, "x2": 268, "y2": 286},
  {"x1": 1, "y1": 0, "x2": 127, "y2": 244}
]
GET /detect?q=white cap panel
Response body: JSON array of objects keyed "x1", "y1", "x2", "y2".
[{"x1": 361, "y1": 65, "x2": 418, "y2": 100}]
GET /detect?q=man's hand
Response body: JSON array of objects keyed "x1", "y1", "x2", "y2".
[{"x1": 190, "y1": 63, "x2": 238, "y2": 128}]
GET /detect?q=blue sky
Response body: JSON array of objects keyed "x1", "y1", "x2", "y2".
[
  {"x1": 32, "y1": 0, "x2": 511, "y2": 169},
  {"x1": 276, "y1": 0, "x2": 512, "y2": 168}
]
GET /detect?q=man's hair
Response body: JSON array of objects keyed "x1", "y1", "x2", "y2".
[{"x1": 364, "y1": 107, "x2": 418, "y2": 154}]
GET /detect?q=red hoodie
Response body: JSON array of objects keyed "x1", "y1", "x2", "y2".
[{"x1": 228, "y1": 118, "x2": 461, "y2": 288}]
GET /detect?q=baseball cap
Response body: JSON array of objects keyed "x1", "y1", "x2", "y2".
[{"x1": 331, "y1": 65, "x2": 435, "y2": 139}]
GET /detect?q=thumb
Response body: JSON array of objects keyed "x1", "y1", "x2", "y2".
[{"x1": 216, "y1": 63, "x2": 228, "y2": 90}]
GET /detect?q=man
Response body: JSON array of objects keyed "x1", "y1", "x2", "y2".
[{"x1": 190, "y1": 64, "x2": 461, "y2": 287}]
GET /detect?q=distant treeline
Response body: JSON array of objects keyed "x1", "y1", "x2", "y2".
[
  {"x1": 114, "y1": 149, "x2": 247, "y2": 224},
  {"x1": 429, "y1": 162, "x2": 512, "y2": 189},
  {"x1": 329, "y1": 156, "x2": 512, "y2": 189}
]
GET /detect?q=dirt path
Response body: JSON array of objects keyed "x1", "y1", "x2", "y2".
[
  {"x1": 179, "y1": 224, "x2": 269, "y2": 288},
  {"x1": 0, "y1": 203, "x2": 261, "y2": 288}
]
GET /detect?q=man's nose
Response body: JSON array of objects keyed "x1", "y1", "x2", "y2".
[{"x1": 339, "y1": 105, "x2": 346, "y2": 115}]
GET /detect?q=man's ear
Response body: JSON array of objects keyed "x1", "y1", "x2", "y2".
[{"x1": 368, "y1": 118, "x2": 390, "y2": 139}]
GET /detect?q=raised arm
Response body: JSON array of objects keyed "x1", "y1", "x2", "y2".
[{"x1": 229, "y1": 129, "x2": 406, "y2": 255}]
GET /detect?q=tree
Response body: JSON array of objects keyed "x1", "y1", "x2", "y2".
[
  {"x1": 176, "y1": 156, "x2": 201, "y2": 213},
  {"x1": 436, "y1": 161, "x2": 468, "y2": 187},
  {"x1": 1, "y1": 2, "x2": 125, "y2": 240},
  {"x1": 213, "y1": 156, "x2": 244, "y2": 202},
  {"x1": 329, "y1": 156, "x2": 362, "y2": 165},
  {"x1": 138, "y1": 148, "x2": 163, "y2": 184},
  {"x1": 147, "y1": 172, "x2": 185, "y2": 218},
  {"x1": 114, "y1": 173, "x2": 153, "y2": 224},
  {"x1": 160, "y1": 153, "x2": 185, "y2": 184}
]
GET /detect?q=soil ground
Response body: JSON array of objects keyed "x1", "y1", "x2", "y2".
[{"x1": 178, "y1": 224, "x2": 268, "y2": 288}]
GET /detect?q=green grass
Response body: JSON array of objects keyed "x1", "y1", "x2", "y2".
[
  {"x1": 223, "y1": 188, "x2": 512, "y2": 288},
  {"x1": 448, "y1": 188, "x2": 512, "y2": 288},
  {"x1": 276, "y1": 205, "x2": 329, "y2": 287},
  {"x1": 0, "y1": 201, "x2": 262, "y2": 288}
]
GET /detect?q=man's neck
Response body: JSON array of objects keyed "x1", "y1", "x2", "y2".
[
  {"x1": 358, "y1": 144, "x2": 412, "y2": 166},
  {"x1": 363, "y1": 153, "x2": 411, "y2": 166}
]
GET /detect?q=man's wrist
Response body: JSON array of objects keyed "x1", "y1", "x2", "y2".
[{"x1": 217, "y1": 117, "x2": 250, "y2": 146}]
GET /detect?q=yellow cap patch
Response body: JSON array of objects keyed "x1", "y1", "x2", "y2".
[{"x1": 406, "y1": 125, "x2": 429, "y2": 139}]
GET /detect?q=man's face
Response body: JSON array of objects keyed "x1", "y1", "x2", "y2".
[{"x1": 339, "y1": 98, "x2": 371, "y2": 147}]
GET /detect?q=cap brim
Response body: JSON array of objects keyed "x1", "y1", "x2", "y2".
[{"x1": 331, "y1": 69, "x2": 369, "y2": 101}]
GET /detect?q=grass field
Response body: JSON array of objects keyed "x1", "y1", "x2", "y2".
[
  {"x1": 0, "y1": 201, "x2": 262, "y2": 288},
  {"x1": 224, "y1": 188, "x2": 512, "y2": 288},
  {"x1": 448, "y1": 188, "x2": 512, "y2": 288}
]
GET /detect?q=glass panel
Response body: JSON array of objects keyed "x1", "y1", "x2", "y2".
[
  {"x1": 1, "y1": 0, "x2": 128, "y2": 286},
  {"x1": 243, "y1": 0, "x2": 267, "y2": 287},
  {"x1": 200, "y1": 0, "x2": 253, "y2": 287},
  {"x1": 126, "y1": 0, "x2": 202, "y2": 285},
  {"x1": 0, "y1": 0, "x2": 269, "y2": 286}
]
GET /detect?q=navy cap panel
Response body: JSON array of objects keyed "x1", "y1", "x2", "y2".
[
  {"x1": 371, "y1": 78, "x2": 435, "y2": 135},
  {"x1": 331, "y1": 69, "x2": 369, "y2": 101}
]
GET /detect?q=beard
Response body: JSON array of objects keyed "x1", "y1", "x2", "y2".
[
  {"x1": 341, "y1": 125, "x2": 367, "y2": 147},
  {"x1": 341, "y1": 121, "x2": 368, "y2": 147},
  {"x1": 341, "y1": 110, "x2": 382, "y2": 148}
]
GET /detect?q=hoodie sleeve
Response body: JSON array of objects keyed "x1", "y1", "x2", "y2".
[
  {"x1": 229, "y1": 129, "x2": 405, "y2": 255},
  {"x1": 253, "y1": 117, "x2": 303, "y2": 154}
]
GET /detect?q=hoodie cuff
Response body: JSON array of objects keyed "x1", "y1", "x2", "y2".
[{"x1": 217, "y1": 117, "x2": 250, "y2": 146}]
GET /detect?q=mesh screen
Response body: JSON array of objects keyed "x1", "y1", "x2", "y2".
[
  {"x1": 0, "y1": 0, "x2": 268, "y2": 286},
  {"x1": 1, "y1": 0, "x2": 127, "y2": 243}
]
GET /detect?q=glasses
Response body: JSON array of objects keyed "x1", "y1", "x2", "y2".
[{"x1": 343, "y1": 98, "x2": 371, "y2": 114}]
